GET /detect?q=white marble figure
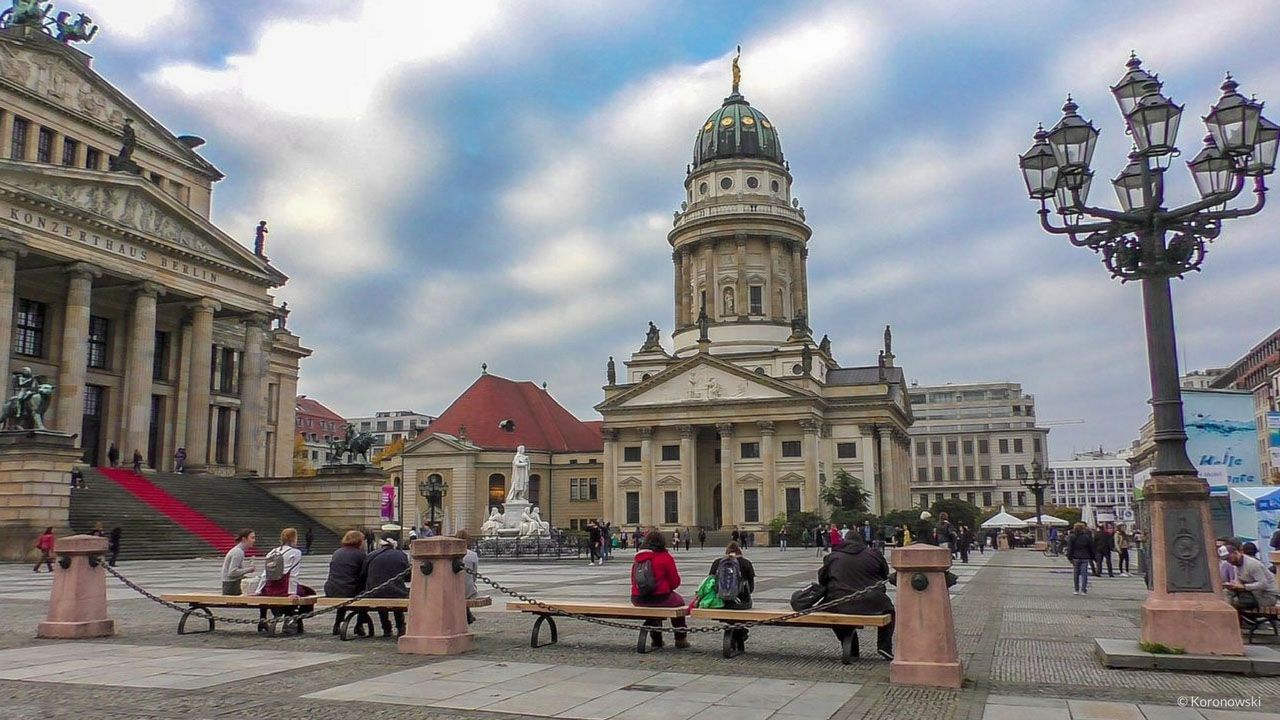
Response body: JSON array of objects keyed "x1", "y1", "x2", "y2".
[
  {"x1": 480, "y1": 508, "x2": 503, "y2": 537},
  {"x1": 507, "y1": 445, "x2": 530, "y2": 503},
  {"x1": 519, "y1": 506, "x2": 551, "y2": 537},
  {"x1": 706, "y1": 376, "x2": 721, "y2": 399}
]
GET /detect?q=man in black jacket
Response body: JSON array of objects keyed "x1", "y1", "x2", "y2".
[
  {"x1": 1091, "y1": 525, "x2": 1114, "y2": 578},
  {"x1": 818, "y1": 535, "x2": 895, "y2": 660},
  {"x1": 361, "y1": 536, "x2": 410, "y2": 636}
]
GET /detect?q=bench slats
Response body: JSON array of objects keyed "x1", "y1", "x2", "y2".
[
  {"x1": 690, "y1": 607, "x2": 891, "y2": 627},
  {"x1": 314, "y1": 597, "x2": 492, "y2": 609},
  {"x1": 506, "y1": 601, "x2": 687, "y2": 618},
  {"x1": 159, "y1": 593, "x2": 316, "y2": 607}
]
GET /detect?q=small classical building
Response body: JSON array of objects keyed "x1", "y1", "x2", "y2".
[
  {"x1": 399, "y1": 372, "x2": 603, "y2": 533},
  {"x1": 907, "y1": 382, "x2": 1050, "y2": 512},
  {"x1": 0, "y1": 20, "x2": 305, "y2": 475},
  {"x1": 595, "y1": 69, "x2": 914, "y2": 534},
  {"x1": 295, "y1": 395, "x2": 346, "y2": 468}
]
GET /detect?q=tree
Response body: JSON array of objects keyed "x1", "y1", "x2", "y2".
[
  {"x1": 372, "y1": 437, "x2": 406, "y2": 465},
  {"x1": 820, "y1": 469, "x2": 871, "y2": 515},
  {"x1": 882, "y1": 508, "x2": 931, "y2": 541},
  {"x1": 770, "y1": 511, "x2": 824, "y2": 542},
  {"x1": 292, "y1": 434, "x2": 315, "y2": 477},
  {"x1": 929, "y1": 498, "x2": 981, "y2": 532}
]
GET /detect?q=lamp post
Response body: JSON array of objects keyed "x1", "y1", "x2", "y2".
[
  {"x1": 419, "y1": 475, "x2": 448, "y2": 534},
  {"x1": 1018, "y1": 54, "x2": 1274, "y2": 656},
  {"x1": 1018, "y1": 460, "x2": 1052, "y2": 543}
]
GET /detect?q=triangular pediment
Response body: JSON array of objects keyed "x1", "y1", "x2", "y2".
[
  {"x1": 404, "y1": 432, "x2": 479, "y2": 455},
  {"x1": 657, "y1": 474, "x2": 681, "y2": 487},
  {"x1": 779, "y1": 472, "x2": 805, "y2": 484},
  {"x1": 0, "y1": 165, "x2": 281, "y2": 281},
  {"x1": 0, "y1": 33, "x2": 220, "y2": 178},
  {"x1": 599, "y1": 353, "x2": 811, "y2": 411}
]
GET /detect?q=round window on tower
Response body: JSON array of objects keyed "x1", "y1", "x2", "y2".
[
  {"x1": 720, "y1": 177, "x2": 733, "y2": 190},
  {"x1": 699, "y1": 182, "x2": 708, "y2": 195},
  {"x1": 771, "y1": 179, "x2": 780, "y2": 193},
  {"x1": 747, "y1": 176, "x2": 759, "y2": 189},
  {"x1": 720, "y1": 116, "x2": 734, "y2": 127}
]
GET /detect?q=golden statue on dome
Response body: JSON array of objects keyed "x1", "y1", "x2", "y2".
[{"x1": 731, "y1": 45, "x2": 741, "y2": 94}]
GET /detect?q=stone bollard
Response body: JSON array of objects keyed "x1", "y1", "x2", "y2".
[
  {"x1": 399, "y1": 537, "x2": 474, "y2": 655},
  {"x1": 890, "y1": 544, "x2": 963, "y2": 688},
  {"x1": 37, "y1": 534, "x2": 115, "y2": 639}
]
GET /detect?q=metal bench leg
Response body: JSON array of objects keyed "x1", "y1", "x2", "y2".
[
  {"x1": 177, "y1": 605, "x2": 213, "y2": 635},
  {"x1": 840, "y1": 630, "x2": 860, "y2": 665},
  {"x1": 721, "y1": 626, "x2": 744, "y2": 659},
  {"x1": 531, "y1": 614, "x2": 558, "y2": 648},
  {"x1": 340, "y1": 612, "x2": 359, "y2": 641}
]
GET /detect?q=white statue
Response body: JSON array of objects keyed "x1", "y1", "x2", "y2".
[
  {"x1": 706, "y1": 376, "x2": 721, "y2": 399},
  {"x1": 520, "y1": 506, "x2": 550, "y2": 537},
  {"x1": 481, "y1": 507, "x2": 503, "y2": 537},
  {"x1": 507, "y1": 444, "x2": 530, "y2": 503}
]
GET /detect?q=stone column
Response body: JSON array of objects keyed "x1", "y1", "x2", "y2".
[
  {"x1": 734, "y1": 234, "x2": 747, "y2": 318},
  {"x1": 236, "y1": 314, "x2": 268, "y2": 475},
  {"x1": 683, "y1": 248, "x2": 695, "y2": 325},
  {"x1": 790, "y1": 244, "x2": 804, "y2": 320},
  {"x1": 73, "y1": 140, "x2": 87, "y2": 168},
  {"x1": 678, "y1": 424, "x2": 695, "y2": 526},
  {"x1": 799, "y1": 247, "x2": 810, "y2": 315},
  {"x1": 639, "y1": 427, "x2": 654, "y2": 526},
  {"x1": 49, "y1": 131, "x2": 64, "y2": 166},
  {"x1": 706, "y1": 241, "x2": 718, "y2": 318},
  {"x1": 21, "y1": 122, "x2": 37, "y2": 162},
  {"x1": 0, "y1": 240, "x2": 27, "y2": 388},
  {"x1": 183, "y1": 298, "x2": 219, "y2": 468},
  {"x1": 672, "y1": 251, "x2": 682, "y2": 330},
  {"x1": 55, "y1": 263, "x2": 98, "y2": 437},
  {"x1": 878, "y1": 425, "x2": 897, "y2": 511},
  {"x1": 0, "y1": 112, "x2": 12, "y2": 160},
  {"x1": 601, "y1": 429, "x2": 617, "y2": 524},
  {"x1": 759, "y1": 421, "x2": 777, "y2": 523},
  {"x1": 121, "y1": 282, "x2": 162, "y2": 463},
  {"x1": 801, "y1": 419, "x2": 820, "y2": 511},
  {"x1": 768, "y1": 237, "x2": 784, "y2": 318},
  {"x1": 717, "y1": 422, "x2": 734, "y2": 528}
]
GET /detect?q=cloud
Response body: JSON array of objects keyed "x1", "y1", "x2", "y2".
[{"x1": 77, "y1": 0, "x2": 192, "y2": 45}]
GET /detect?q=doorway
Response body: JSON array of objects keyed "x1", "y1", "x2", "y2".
[
  {"x1": 80, "y1": 385, "x2": 104, "y2": 465},
  {"x1": 147, "y1": 395, "x2": 164, "y2": 469}
]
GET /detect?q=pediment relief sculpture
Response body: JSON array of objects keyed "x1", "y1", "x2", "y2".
[{"x1": 620, "y1": 366, "x2": 789, "y2": 407}]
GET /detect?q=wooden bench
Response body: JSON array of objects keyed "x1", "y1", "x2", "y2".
[
  {"x1": 159, "y1": 594, "x2": 318, "y2": 635},
  {"x1": 1240, "y1": 605, "x2": 1280, "y2": 644},
  {"x1": 691, "y1": 607, "x2": 892, "y2": 664},
  {"x1": 314, "y1": 596, "x2": 493, "y2": 640},
  {"x1": 507, "y1": 601, "x2": 688, "y2": 653}
]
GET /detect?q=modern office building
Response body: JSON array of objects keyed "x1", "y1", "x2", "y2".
[
  {"x1": 346, "y1": 409, "x2": 435, "y2": 452},
  {"x1": 1049, "y1": 448, "x2": 1134, "y2": 512}
]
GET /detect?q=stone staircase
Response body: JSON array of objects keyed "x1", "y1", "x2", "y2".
[{"x1": 67, "y1": 469, "x2": 341, "y2": 561}]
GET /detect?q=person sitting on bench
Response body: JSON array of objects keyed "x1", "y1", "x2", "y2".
[
  {"x1": 708, "y1": 541, "x2": 755, "y2": 647},
  {"x1": 323, "y1": 530, "x2": 369, "y2": 636},
  {"x1": 254, "y1": 527, "x2": 314, "y2": 628},
  {"x1": 631, "y1": 529, "x2": 689, "y2": 649},
  {"x1": 361, "y1": 535, "x2": 410, "y2": 637},
  {"x1": 1225, "y1": 542, "x2": 1279, "y2": 611},
  {"x1": 220, "y1": 529, "x2": 256, "y2": 595},
  {"x1": 819, "y1": 532, "x2": 895, "y2": 660},
  {"x1": 457, "y1": 529, "x2": 480, "y2": 624}
]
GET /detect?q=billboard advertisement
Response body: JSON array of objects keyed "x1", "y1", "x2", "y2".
[
  {"x1": 381, "y1": 485, "x2": 397, "y2": 521},
  {"x1": 1184, "y1": 389, "x2": 1260, "y2": 494},
  {"x1": 1268, "y1": 412, "x2": 1280, "y2": 476},
  {"x1": 1229, "y1": 486, "x2": 1280, "y2": 543}
]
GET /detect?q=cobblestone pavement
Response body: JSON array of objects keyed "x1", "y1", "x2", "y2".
[{"x1": 1, "y1": 548, "x2": 1277, "y2": 719}]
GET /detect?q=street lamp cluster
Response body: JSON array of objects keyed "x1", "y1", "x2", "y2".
[{"x1": 1018, "y1": 460, "x2": 1052, "y2": 539}]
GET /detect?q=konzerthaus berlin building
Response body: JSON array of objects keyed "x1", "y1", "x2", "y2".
[{"x1": 0, "y1": 20, "x2": 305, "y2": 475}]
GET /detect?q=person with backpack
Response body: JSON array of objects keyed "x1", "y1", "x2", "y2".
[
  {"x1": 33, "y1": 527, "x2": 54, "y2": 572},
  {"x1": 221, "y1": 529, "x2": 256, "y2": 595},
  {"x1": 323, "y1": 530, "x2": 368, "y2": 636},
  {"x1": 707, "y1": 541, "x2": 755, "y2": 649},
  {"x1": 819, "y1": 533, "x2": 894, "y2": 660},
  {"x1": 361, "y1": 535, "x2": 411, "y2": 636},
  {"x1": 631, "y1": 529, "x2": 689, "y2": 649},
  {"x1": 255, "y1": 527, "x2": 312, "y2": 598}
]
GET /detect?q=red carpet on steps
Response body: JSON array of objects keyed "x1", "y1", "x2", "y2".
[{"x1": 98, "y1": 468, "x2": 237, "y2": 554}]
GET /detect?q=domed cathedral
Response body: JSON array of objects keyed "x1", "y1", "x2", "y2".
[{"x1": 597, "y1": 53, "x2": 914, "y2": 535}]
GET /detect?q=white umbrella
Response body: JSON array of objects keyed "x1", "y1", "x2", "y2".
[
  {"x1": 380, "y1": 523, "x2": 402, "y2": 532},
  {"x1": 1029, "y1": 514, "x2": 1069, "y2": 526},
  {"x1": 980, "y1": 506, "x2": 1028, "y2": 529}
]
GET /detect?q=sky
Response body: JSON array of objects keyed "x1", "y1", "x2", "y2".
[{"x1": 76, "y1": 0, "x2": 1280, "y2": 460}]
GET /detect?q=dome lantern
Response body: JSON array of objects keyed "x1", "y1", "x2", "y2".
[{"x1": 692, "y1": 49, "x2": 784, "y2": 167}]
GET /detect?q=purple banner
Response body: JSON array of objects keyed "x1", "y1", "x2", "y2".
[{"x1": 381, "y1": 485, "x2": 396, "y2": 521}]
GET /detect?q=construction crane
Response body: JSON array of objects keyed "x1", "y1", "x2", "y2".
[{"x1": 1038, "y1": 418, "x2": 1085, "y2": 427}]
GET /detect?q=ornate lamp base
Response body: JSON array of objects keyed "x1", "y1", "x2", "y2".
[{"x1": 1139, "y1": 475, "x2": 1244, "y2": 656}]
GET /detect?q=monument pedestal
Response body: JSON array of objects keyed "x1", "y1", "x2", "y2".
[
  {"x1": 0, "y1": 430, "x2": 80, "y2": 561},
  {"x1": 1137, "y1": 475, "x2": 1243, "y2": 656},
  {"x1": 38, "y1": 534, "x2": 115, "y2": 639},
  {"x1": 890, "y1": 544, "x2": 964, "y2": 688},
  {"x1": 399, "y1": 537, "x2": 474, "y2": 656}
]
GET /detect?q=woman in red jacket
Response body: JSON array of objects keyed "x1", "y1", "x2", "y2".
[{"x1": 630, "y1": 529, "x2": 689, "y2": 648}]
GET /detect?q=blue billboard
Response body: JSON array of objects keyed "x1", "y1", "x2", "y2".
[{"x1": 1184, "y1": 389, "x2": 1260, "y2": 494}]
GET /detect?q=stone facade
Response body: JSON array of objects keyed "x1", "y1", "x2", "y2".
[{"x1": 0, "y1": 28, "x2": 307, "y2": 476}]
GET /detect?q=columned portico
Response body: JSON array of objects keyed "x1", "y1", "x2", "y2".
[
  {"x1": 183, "y1": 298, "x2": 219, "y2": 468},
  {"x1": 0, "y1": 240, "x2": 25, "y2": 388},
  {"x1": 55, "y1": 262, "x2": 98, "y2": 438}
]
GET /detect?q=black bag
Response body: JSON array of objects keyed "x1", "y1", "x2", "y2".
[
  {"x1": 790, "y1": 582, "x2": 826, "y2": 611},
  {"x1": 633, "y1": 558, "x2": 658, "y2": 597}
]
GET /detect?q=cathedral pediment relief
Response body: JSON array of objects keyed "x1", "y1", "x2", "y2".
[
  {"x1": 612, "y1": 365, "x2": 791, "y2": 408},
  {"x1": 0, "y1": 170, "x2": 233, "y2": 261}
]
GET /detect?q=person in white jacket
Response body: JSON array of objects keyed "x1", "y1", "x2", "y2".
[{"x1": 255, "y1": 527, "x2": 308, "y2": 597}]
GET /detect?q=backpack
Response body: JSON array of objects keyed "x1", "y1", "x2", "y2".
[
  {"x1": 263, "y1": 546, "x2": 287, "y2": 582},
  {"x1": 715, "y1": 556, "x2": 742, "y2": 601},
  {"x1": 633, "y1": 557, "x2": 658, "y2": 597}
]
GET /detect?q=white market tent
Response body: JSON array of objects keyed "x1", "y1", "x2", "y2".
[
  {"x1": 1028, "y1": 514, "x2": 1070, "y2": 526},
  {"x1": 981, "y1": 507, "x2": 1028, "y2": 529}
]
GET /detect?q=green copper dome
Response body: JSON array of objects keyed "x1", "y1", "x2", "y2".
[{"x1": 693, "y1": 93, "x2": 784, "y2": 167}]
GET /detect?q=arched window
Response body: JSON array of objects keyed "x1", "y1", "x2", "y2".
[
  {"x1": 528, "y1": 474, "x2": 541, "y2": 508},
  {"x1": 488, "y1": 473, "x2": 506, "y2": 509}
]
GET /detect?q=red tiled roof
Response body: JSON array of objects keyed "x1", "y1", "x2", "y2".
[
  {"x1": 427, "y1": 374, "x2": 602, "y2": 453},
  {"x1": 295, "y1": 396, "x2": 347, "y2": 439},
  {"x1": 296, "y1": 396, "x2": 345, "y2": 423}
]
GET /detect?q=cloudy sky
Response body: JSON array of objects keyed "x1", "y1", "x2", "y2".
[{"x1": 80, "y1": 0, "x2": 1279, "y2": 459}]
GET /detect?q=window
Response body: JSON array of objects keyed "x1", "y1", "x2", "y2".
[
  {"x1": 933, "y1": 467, "x2": 943, "y2": 482},
  {"x1": 978, "y1": 439, "x2": 990, "y2": 454},
  {"x1": 951, "y1": 493, "x2": 959, "y2": 500},
  {"x1": 837, "y1": 442, "x2": 857, "y2": 459},
  {"x1": 661, "y1": 444, "x2": 679, "y2": 462},
  {"x1": 623, "y1": 446, "x2": 641, "y2": 462},
  {"x1": 720, "y1": 177, "x2": 732, "y2": 190},
  {"x1": 376, "y1": 420, "x2": 387, "y2": 431},
  {"x1": 963, "y1": 440, "x2": 974, "y2": 454},
  {"x1": 15, "y1": 299, "x2": 45, "y2": 356},
  {"x1": 967, "y1": 492, "x2": 976, "y2": 505},
  {"x1": 1016, "y1": 464, "x2": 1026, "y2": 478},
  {"x1": 746, "y1": 176, "x2": 759, "y2": 189},
  {"x1": 981, "y1": 465, "x2": 990, "y2": 480},
  {"x1": 36, "y1": 127, "x2": 52, "y2": 163},
  {"x1": 360, "y1": 421, "x2": 371, "y2": 430},
  {"x1": 917, "y1": 467, "x2": 928, "y2": 482},
  {"x1": 920, "y1": 494, "x2": 929, "y2": 507},
  {"x1": 1013, "y1": 438, "x2": 1024, "y2": 453},
  {"x1": 87, "y1": 316, "x2": 108, "y2": 369},
  {"x1": 1017, "y1": 491, "x2": 1026, "y2": 507},
  {"x1": 393, "y1": 420, "x2": 404, "y2": 431},
  {"x1": 781, "y1": 441, "x2": 801, "y2": 457},
  {"x1": 785, "y1": 487, "x2": 801, "y2": 515},
  {"x1": 152, "y1": 331, "x2": 169, "y2": 380},
  {"x1": 1033, "y1": 438, "x2": 1042, "y2": 453},
  {"x1": 743, "y1": 489, "x2": 759, "y2": 523},
  {"x1": 740, "y1": 442, "x2": 760, "y2": 459},
  {"x1": 664, "y1": 491, "x2": 679, "y2": 524},
  {"x1": 981, "y1": 491, "x2": 992, "y2": 506},
  {"x1": 488, "y1": 474, "x2": 506, "y2": 509},
  {"x1": 915, "y1": 442, "x2": 925, "y2": 456},
  {"x1": 947, "y1": 440, "x2": 957, "y2": 455},
  {"x1": 528, "y1": 474, "x2": 541, "y2": 507},
  {"x1": 570, "y1": 478, "x2": 598, "y2": 501},
  {"x1": 217, "y1": 347, "x2": 236, "y2": 393},
  {"x1": 931, "y1": 441, "x2": 942, "y2": 455},
  {"x1": 1000, "y1": 465, "x2": 1010, "y2": 480},
  {"x1": 1002, "y1": 491, "x2": 1012, "y2": 506},
  {"x1": 965, "y1": 466, "x2": 975, "y2": 481},
  {"x1": 749, "y1": 285, "x2": 763, "y2": 315},
  {"x1": 626, "y1": 492, "x2": 640, "y2": 524},
  {"x1": 10, "y1": 116, "x2": 28, "y2": 159},
  {"x1": 85, "y1": 146, "x2": 100, "y2": 170},
  {"x1": 948, "y1": 466, "x2": 959, "y2": 482},
  {"x1": 999, "y1": 439, "x2": 1009, "y2": 454},
  {"x1": 61, "y1": 138, "x2": 77, "y2": 166}
]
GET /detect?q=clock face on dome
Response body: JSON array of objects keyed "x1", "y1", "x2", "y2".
[{"x1": 720, "y1": 116, "x2": 734, "y2": 127}]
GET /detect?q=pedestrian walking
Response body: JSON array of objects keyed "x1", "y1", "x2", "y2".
[
  {"x1": 698, "y1": 527, "x2": 706, "y2": 549},
  {"x1": 587, "y1": 520, "x2": 602, "y2": 566},
  {"x1": 957, "y1": 524, "x2": 971, "y2": 564},
  {"x1": 1091, "y1": 525, "x2": 1114, "y2": 577},
  {"x1": 682, "y1": 528, "x2": 691, "y2": 552},
  {"x1": 107, "y1": 527, "x2": 121, "y2": 566},
  {"x1": 106, "y1": 443, "x2": 119, "y2": 467},
  {"x1": 70, "y1": 467, "x2": 85, "y2": 489},
  {"x1": 1116, "y1": 527, "x2": 1132, "y2": 576},
  {"x1": 1066, "y1": 522, "x2": 1094, "y2": 595},
  {"x1": 779, "y1": 525, "x2": 789, "y2": 551},
  {"x1": 33, "y1": 527, "x2": 54, "y2": 572},
  {"x1": 174, "y1": 447, "x2": 187, "y2": 473},
  {"x1": 304, "y1": 526, "x2": 315, "y2": 556},
  {"x1": 131, "y1": 450, "x2": 143, "y2": 474},
  {"x1": 602, "y1": 522, "x2": 613, "y2": 561}
]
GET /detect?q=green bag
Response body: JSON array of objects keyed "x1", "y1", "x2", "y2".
[{"x1": 694, "y1": 575, "x2": 724, "y2": 609}]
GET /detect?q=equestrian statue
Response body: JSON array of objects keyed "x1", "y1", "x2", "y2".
[{"x1": 0, "y1": 367, "x2": 54, "y2": 431}]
